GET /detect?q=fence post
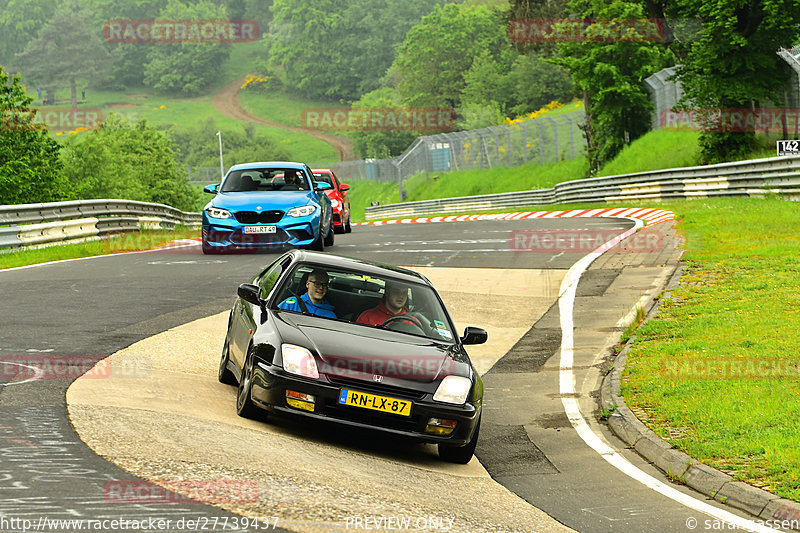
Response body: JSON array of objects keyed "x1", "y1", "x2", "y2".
[
  {"x1": 507, "y1": 125, "x2": 513, "y2": 166},
  {"x1": 545, "y1": 117, "x2": 558, "y2": 161},
  {"x1": 536, "y1": 120, "x2": 544, "y2": 165},
  {"x1": 522, "y1": 122, "x2": 528, "y2": 164}
]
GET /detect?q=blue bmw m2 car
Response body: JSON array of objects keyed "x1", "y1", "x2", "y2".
[{"x1": 202, "y1": 162, "x2": 334, "y2": 254}]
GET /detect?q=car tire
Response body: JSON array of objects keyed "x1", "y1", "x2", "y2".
[
  {"x1": 218, "y1": 341, "x2": 236, "y2": 385},
  {"x1": 236, "y1": 352, "x2": 261, "y2": 419},
  {"x1": 308, "y1": 229, "x2": 324, "y2": 251},
  {"x1": 324, "y1": 224, "x2": 335, "y2": 247},
  {"x1": 344, "y1": 215, "x2": 352, "y2": 233},
  {"x1": 334, "y1": 224, "x2": 345, "y2": 234},
  {"x1": 438, "y1": 417, "x2": 480, "y2": 464}
]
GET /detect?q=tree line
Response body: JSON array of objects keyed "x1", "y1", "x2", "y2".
[{"x1": 267, "y1": 0, "x2": 800, "y2": 168}]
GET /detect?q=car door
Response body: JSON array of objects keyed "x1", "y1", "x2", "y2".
[{"x1": 229, "y1": 257, "x2": 289, "y2": 370}]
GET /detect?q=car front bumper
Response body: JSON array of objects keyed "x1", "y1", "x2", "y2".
[
  {"x1": 203, "y1": 214, "x2": 320, "y2": 249},
  {"x1": 250, "y1": 361, "x2": 481, "y2": 446}
]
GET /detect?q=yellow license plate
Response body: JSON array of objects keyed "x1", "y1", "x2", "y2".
[{"x1": 338, "y1": 389, "x2": 412, "y2": 417}]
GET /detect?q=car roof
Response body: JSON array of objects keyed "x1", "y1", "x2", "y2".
[
  {"x1": 311, "y1": 168, "x2": 332, "y2": 173},
  {"x1": 287, "y1": 251, "x2": 430, "y2": 285},
  {"x1": 229, "y1": 161, "x2": 309, "y2": 171}
]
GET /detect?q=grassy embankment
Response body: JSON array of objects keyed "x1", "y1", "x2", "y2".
[{"x1": 621, "y1": 197, "x2": 800, "y2": 500}]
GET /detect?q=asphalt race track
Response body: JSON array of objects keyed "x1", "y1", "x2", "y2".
[{"x1": 0, "y1": 217, "x2": 772, "y2": 533}]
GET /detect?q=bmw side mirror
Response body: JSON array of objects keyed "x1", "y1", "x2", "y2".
[
  {"x1": 237, "y1": 283, "x2": 261, "y2": 306},
  {"x1": 204, "y1": 184, "x2": 219, "y2": 194},
  {"x1": 339, "y1": 183, "x2": 351, "y2": 192},
  {"x1": 315, "y1": 181, "x2": 332, "y2": 191},
  {"x1": 461, "y1": 327, "x2": 487, "y2": 345}
]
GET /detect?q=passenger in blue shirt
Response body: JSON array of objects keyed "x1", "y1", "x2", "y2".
[{"x1": 278, "y1": 268, "x2": 337, "y2": 318}]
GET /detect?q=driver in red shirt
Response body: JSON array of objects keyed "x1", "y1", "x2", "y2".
[{"x1": 357, "y1": 281, "x2": 409, "y2": 325}]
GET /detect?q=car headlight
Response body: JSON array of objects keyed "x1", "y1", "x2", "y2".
[
  {"x1": 433, "y1": 375, "x2": 472, "y2": 405},
  {"x1": 330, "y1": 199, "x2": 340, "y2": 208},
  {"x1": 206, "y1": 207, "x2": 232, "y2": 219},
  {"x1": 281, "y1": 344, "x2": 319, "y2": 379},
  {"x1": 286, "y1": 205, "x2": 317, "y2": 217}
]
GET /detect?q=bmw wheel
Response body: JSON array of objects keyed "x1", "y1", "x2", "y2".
[
  {"x1": 308, "y1": 229, "x2": 324, "y2": 251},
  {"x1": 324, "y1": 224, "x2": 335, "y2": 247},
  {"x1": 344, "y1": 215, "x2": 352, "y2": 233}
]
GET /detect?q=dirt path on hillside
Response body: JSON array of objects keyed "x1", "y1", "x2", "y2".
[{"x1": 211, "y1": 76, "x2": 356, "y2": 161}]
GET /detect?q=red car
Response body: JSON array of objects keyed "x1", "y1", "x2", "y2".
[{"x1": 312, "y1": 168, "x2": 351, "y2": 234}]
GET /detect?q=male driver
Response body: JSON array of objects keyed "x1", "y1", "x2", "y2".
[
  {"x1": 278, "y1": 269, "x2": 337, "y2": 318},
  {"x1": 357, "y1": 280, "x2": 409, "y2": 325},
  {"x1": 282, "y1": 171, "x2": 304, "y2": 190}
]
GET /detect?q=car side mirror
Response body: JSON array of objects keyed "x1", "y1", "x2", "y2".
[
  {"x1": 237, "y1": 283, "x2": 261, "y2": 306},
  {"x1": 339, "y1": 183, "x2": 351, "y2": 192},
  {"x1": 461, "y1": 327, "x2": 487, "y2": 345},
  {"x1": 203, "y1": 184, "x2": 219, "y2": 194},
  {"x1": 315, "y1": 181, "x2": 332, "y2": 191}
]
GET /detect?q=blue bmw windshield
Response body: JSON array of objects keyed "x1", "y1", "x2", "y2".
[{"x1": 221, "y1": 168, "x2": 310, "y2": 192}]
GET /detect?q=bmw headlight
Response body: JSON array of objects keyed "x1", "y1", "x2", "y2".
[
  {"x1": 330, "y1": 199, "x2": 340, "y2": 208},
  {"x1": 281, "y1": 344, "x2": 319, "y2": 379},
  {"x1": 433, "y1": 375, "x2": 472, "y2": 405},
  {"x1": 206, "y1": 207, "x2": 232, "y2": 219},
  {"x1": 287, "y1": 205, "x2": 317, "y2": 217}
]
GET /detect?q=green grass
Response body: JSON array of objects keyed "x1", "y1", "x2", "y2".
[
  {"x1": 0, "y1": 229, "x2": 200, "y2": 270},
  {"x1": 621, "y1": 197, "x2": 800, "y2": 500},
  {"x1": 239, "y1": 90, "x2": 348, "y2": 129},
  {"x1": 598, "y1": 129, "x2": 701, "y2": 176}
]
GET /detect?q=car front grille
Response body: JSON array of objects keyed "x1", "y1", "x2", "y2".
[
  {"x1": 234, "y1": 210, "x2": 284, "y2": 224},
  {"x1": 327, "y1": 377, "x2": 427, "y2": 400},
  {"x1": 321, "y1": 401, "x2": 421, "y2": 432},
  {"x1": 232, "y1": 229, "x2": 288, "y2": 245}
]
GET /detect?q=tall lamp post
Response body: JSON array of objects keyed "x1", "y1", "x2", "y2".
[{"x1": 216, "y1": 131, "x2": 224, "y2": 181}]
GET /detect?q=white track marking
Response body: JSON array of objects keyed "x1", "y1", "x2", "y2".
[
  {"x1": 0, "y1": 241, "x2": 199, "y2": 273},
  {"x1": 0, "y1": 362, "x2": 45, "y2": 386},
  {"x1": 557, "y1": 218, "x2": 779, "y2": 533}
]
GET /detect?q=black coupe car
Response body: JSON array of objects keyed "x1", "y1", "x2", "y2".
[{"x1": 218, "y1": 251, "x2": 487, "y2": 463}]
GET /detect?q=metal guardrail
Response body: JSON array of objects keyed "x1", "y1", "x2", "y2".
[
  {"x1": 364, "y1": 155, "x2": 800, "y2": 219},
  {"x1": 0, "y1": 199, "x2": 200, "y2": 250}
]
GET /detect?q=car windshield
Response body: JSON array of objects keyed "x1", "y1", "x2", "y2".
[
  {"x1": 272, "y1": 264, "x2": 456, "y2": 343},
  {"x1": 221, "y1": 168, "x2": 310, "y2": 192}
]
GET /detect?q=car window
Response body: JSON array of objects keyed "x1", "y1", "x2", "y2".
[
  {"x1": 312, "y1": 172, "x2": 335, "y2": 188},
  {"x1": 257, "y1": 256, "x2": 291, "y2": 299},
  {"x1": 272, "y1": 264, "x2": 456, "y2": 343}
]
